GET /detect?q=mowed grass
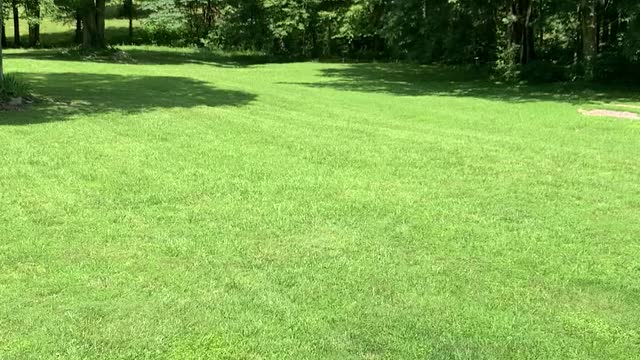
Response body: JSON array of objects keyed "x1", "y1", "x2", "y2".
[{"x1": 1, "y1": 47, "x2": 640, "y2": 359}]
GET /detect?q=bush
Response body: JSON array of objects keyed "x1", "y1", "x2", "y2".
[
  {"x1": 0, "y1": 74, "x2": 31, "y2": 101},
  {"x1": 519, "y1": 61, "x2": 567, "y2": 83},
  {"x1": 139, "y1": 0, "x2": 188, "y2": 46},
  {"x1": 494, "y1": 48, "x2": 568, "y2": 83},
  {"x1": 593, "y1": 51, "x2": 640, "y2": 84},
  {"x1": 494, "y1": 44, "x2": 520, "y2": 82},
  {"x1": 139, "y1": 24, "x2": 186, "y2": 46}
]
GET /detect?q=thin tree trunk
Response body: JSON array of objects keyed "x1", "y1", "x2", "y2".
[
  {"x1": 75, "y1": 12, "x2": 82, "y2": 44},
  {"x1": 596, "y1": 10, "x2": 601, "y2": 53},
  {"x1": 128, "y1": 0, "x2": 133, "y2": 42},
  {"x1": 538, "y1": 2, "x2": 544, "y2": 47},
  {"x1": 1, "y1": 22, "x2": 7, "y2": 48},
  {"x1": 12, "y1": 0, "x2": 20, "y2": 47},
  {"x1": 0, "y1": 0, "x2": 4, "y2": 83},
  {"x1": 310, "y1": 13, "x2": 318, "y2": 58},
  {"x1": 510, "y1": 0, "x2": 536, "y2": 64},
  {"x1": 96, "y1": 0, "x2": 105, "y2": 46},
  {"x1": 521, "y1": 0, "x2": 534, "y2": 63},
  {"x1": 575, "y1": 14, "x2": 582, "y2": 63},
  {"x1": 581, "y1": 0, "x2": 597, "y2": 78}
]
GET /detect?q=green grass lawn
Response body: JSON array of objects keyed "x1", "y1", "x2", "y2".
[{"x1": 1, "y1": 47, "x2": 640, "y2": 359}]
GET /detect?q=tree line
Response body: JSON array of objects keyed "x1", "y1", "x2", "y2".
[
  {"x1": 1, "y1": 0, "x2": 640, "y2": 81},
  {"x1": 1, "y1": 0, "x2": 42, "y2": 47}
]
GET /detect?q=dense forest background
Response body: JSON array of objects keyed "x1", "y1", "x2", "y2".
[{"x1": 2, "y1": 0, "x2": 640, "y2": 82}]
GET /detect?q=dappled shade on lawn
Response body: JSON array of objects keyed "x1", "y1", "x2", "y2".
[
  {"x1": 0, "y1": 72, "x2": 256, "y2": 125},
  {"x1": 5, "y1": 48, "x2": 271, "y2": 67},
  {"x1": 283, "y1": 63, "x2": 640, "y2": 104},
  {"x1": 9, "y1": 50, "x2": 639, "y2": 106}
]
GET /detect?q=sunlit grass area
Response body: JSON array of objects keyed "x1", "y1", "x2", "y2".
[{"x1": 1, "y1": 47, "x2": 639, "y2": 359}]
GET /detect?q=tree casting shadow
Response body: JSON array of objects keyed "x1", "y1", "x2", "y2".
[
  {"x1": 283, "y1": 63, "x2": 640, "y2": 104},
  {"x1": 0, "y1": 72, "x2": 256, "y2": 125}
]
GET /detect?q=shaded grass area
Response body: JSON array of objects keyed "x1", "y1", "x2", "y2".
[
  {"x1": 0, "y1": 72, "x2": 256, "y2": 125},
  {"x1": 283, "y1": 62, "x2": 640, "y2": 104},
  {"x1": 4, "y1": 47, "x2": 271, "y2": 67},
  {"x1": 1, "y1": 47, "x2": 639, "y2": 359},
  {"x1": 7, "y1": 47, "x2": 640, "y2": 103}
]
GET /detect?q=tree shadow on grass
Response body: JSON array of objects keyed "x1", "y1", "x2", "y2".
[
  {"x1": 0, "y1": 72, "x2": 256, "y2": 125},
  {"x1": 283, "y1": 63, "x2": 640, "y2": 104},
  {"x1": 5, "y1": 48, "x2": 273, "y2": 68}
]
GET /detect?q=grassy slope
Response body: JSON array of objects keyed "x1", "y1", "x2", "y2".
[{"x1": 1, "y1": 47, "x2": 639, "y2": 359}]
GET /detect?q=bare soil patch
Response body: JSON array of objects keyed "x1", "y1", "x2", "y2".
[{"x1": 578, "y1": 108, "x2": 639, "y2": 120}]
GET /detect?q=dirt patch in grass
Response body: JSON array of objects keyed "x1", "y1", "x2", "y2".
[
  {"x1": 0, "y1": 96, "x2": 34, "y2": 111},
  {"x1": 611, "y1": 103, "x2": 640, "y2": 110},
  {"x1": 578, "y1": 108, "x2": 640, "y2": 120}
]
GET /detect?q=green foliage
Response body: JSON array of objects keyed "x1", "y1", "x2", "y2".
[
  {"x1": 204, "y1": 1, "x2": 269, "y2": 51},
  {"x1": 262, "y1": 0, "x2": 309, "y2": 54},
  {"x1": 0, "y1": 73, "x2": 31, "y2": 99},
  {"x1": 622, "y1": 13, "x2": 640, "y2": 62},
  {"x1": 593, "y1": 50, "x2": 640, "y2": 84},
  {"x1": 494, "y1": 43, "x2": 520, "y2": 82},
  {"x1": 140, "y1": 0, "x2": 222, "y2": 45},
  {"x1": 105, "y1": 3, "x2": 123, "y2": 19},
  {"x1": 139, "y1": 0, "x2": 188, "y2": 45}
]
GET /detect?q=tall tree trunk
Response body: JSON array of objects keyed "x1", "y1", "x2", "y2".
[
  {"x1": 310, "y1": 12, "x2": 318, "y2": 58},
  {"x1": 522, "y1": 0, "x2": 535, "y2": 63},
  {"x1": 538, "y1": 0, "x2": 545, "y2": 47},
  {"x1": 28, "y1": 2, "x2": 40, "y2": 47},
  {"x1": 12, "y1": 0, "x2": 20, "y2": 48},
  {"x1": 82, "y1": 7, "x2": 97, "y2": 48},
  {"x1": 581, "y1": 0, "x2": 597, "y2": 78},
  {"x1": 510, "y1": 0, "x2": 536, "y2": 64},
  {"x1": 596, "y1": 10, "x2": 601, "y2": 52},
  {"x1": 1, "y1": 22, "x2": 7, "y2": 48},
  {"x1": 128, "y1": 0, "x2": 133, "y2": 42},
  {"x1": 82, "y1": 0, "x2": 106, "y2": 48},
  {"x1": 575, "y1": 13, "x2": 582, "y2": 63},
  {"x1": 28, "y1": 24, "x2": 39, "y2": 47},
  {"x1": 95, "y1": 0, "x2": 105, "y2": 46},
  {"x1": 75, "y1": 12, "x2": 82, "y2": 44}
]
